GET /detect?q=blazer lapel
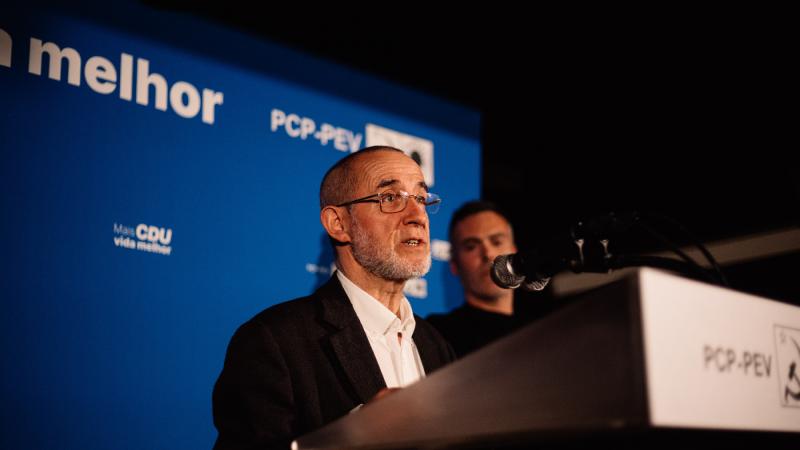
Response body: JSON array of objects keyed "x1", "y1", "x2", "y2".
[{"x1": 318, "y1": 276, "x2": 386, "y2": 404}]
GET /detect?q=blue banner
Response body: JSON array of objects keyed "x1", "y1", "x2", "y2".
[{"x1": 1, "y1": 3, "x2": 480, "y2": 449}]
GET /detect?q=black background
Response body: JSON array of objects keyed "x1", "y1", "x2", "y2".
[{"x1": 144, "y1": 4, "x2": 799, "y2": 302}]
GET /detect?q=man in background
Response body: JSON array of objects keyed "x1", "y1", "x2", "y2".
[{"x1": 427, "y1": 201, "x2": 556, "y2": 357}]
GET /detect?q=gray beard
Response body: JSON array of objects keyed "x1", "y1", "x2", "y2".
[{"x1": 350, "y1": 216, "x2": 431, "y2": 281}]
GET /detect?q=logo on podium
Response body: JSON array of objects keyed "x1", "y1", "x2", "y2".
[{"x1": 775, "y1": 325, "x2": 800, "y2": 408}]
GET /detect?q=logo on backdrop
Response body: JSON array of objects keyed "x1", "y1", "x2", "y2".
[
  {"x1": 775, "y1": 325, "x2": 800, "y2": 408},
  {"x1": 365, "y1": 123, "x2": 435, "y2": 187},
  {"x1": 431, "y1": 239, "x2": 450, "y2": 262},
  {"x1": 113, "y1": 222, "x2": 173, "y2": 256},
  {"x1": 268, "y1": 109, "x2": 435, "y2": 187}
]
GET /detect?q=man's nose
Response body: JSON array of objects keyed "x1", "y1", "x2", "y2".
[
  {"x1": 402, "y1": 197, "x2": 428, "y2": 228},
  {"x1": 483, "y1": 244, "x2": 499, "y2": 263}
]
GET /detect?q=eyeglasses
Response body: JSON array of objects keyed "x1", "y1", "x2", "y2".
[{"x1": 336, "y1": 190, "x2": 441, "y2": 214}]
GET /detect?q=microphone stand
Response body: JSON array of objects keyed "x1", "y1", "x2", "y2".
[{"x1": 571, "y1": 212, "x2": 729, "y2": 287}]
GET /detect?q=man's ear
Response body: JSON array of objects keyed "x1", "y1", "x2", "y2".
[{"x1": 321, "y1": 206, "x2": 351, "y2": 244}]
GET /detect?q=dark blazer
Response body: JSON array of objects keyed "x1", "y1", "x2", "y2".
[{"x1": 212, "y1": 275, "x2": 456, "y2": 450}]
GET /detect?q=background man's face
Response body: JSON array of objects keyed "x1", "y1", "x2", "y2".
[
  {"x1": 451, "y1": 211, "x2": 516, "y2": 301},
  {"x1": 348, "y1": 152, "x2": 431, "y2": 280}
]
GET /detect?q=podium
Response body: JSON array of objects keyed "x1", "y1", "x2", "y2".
[{"x1": 294, "y1": 269, "x2": 800, "y2": 449}]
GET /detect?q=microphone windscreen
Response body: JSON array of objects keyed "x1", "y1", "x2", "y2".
[
  {"x1": 522, "y1": 277, "x2": 550, "y2": 292},
  {"x1": 491, "y1": 254, "x2": 525, "y2": 289}
]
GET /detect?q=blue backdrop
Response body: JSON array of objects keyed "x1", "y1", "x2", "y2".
[{"x1": 1, "y1": 3, "x2": 480, "y2": 449}]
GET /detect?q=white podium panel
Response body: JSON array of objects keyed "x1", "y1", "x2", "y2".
[{"x1": 639, "y1": 269, "x2": 800, "y2": 431}]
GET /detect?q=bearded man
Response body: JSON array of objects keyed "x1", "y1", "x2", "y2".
[{"x1": 212, "y1": 146, "x2": 455, "y2": 450}]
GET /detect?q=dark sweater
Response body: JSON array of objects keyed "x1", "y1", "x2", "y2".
[{"x1": 426, "y1": 294, "x2": 561, "y2": 357}]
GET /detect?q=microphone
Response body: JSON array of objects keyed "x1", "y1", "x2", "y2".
[
  {"x1": 490, "y1": 211, "x2": 731, "y2": 290},
  {"x1": 490, "y1": 230, "x2": 605, "y2": 291},
  {"x1": 490, "y1": 248, "x2": 570, "y2": 291},
  {"x1": 490, "y1": 235, "x2": 581, "y2": 291},
  {"x1": 491, "y1": 254, "x2": 552, "y2": 291}
]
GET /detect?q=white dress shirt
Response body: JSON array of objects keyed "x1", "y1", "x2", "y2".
[{"x1": 336, "y1": 270, "x2": 426, "y2": 388}]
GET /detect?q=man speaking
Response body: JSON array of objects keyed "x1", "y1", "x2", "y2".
[{"x1": 212, "y1": 146, "x2": 455, "y2": 449}]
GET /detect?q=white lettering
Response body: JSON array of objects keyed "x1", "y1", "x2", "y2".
[
  {"x1": 159, "y1": 228, "x2": 172, "y2": 245},
  {"x1": 202, "y1": 89, "x2": 223, "y2": 125},
  {"x1": 285, "y1": 113, "x2": 302, "y2": 138},
  {"x1": 119, "y1": 53, "x2": 133, "y2": 101},
  {"x1": 136, "y1": 224, "x2": 148, "y2": 241},
  {"x1": 113, "y1": 223, "x2": 135, "y2": 236},
  {"x1": 300, "y1": 117, "x2": 315, "y2": 140},
  {"x1": 348, "y1": 131, "x2": 363, "y2": 152},
  {"x1": 170, "y1": 81, "x2": 201, "y2": 119},
  {"x1": 136, "y1": 57, "x2": 168, "y2": 111},
  {"x1": 28, "y1": 38, "x2": 81, "y2": 86},
  {"x1": 136, "y1": 240, "x2": 172, "y2": 255},
  {"x1": 84, "y1": 55, "x2": 116, "y2": 95},
  {"x1": 403, "y1": 278, "x2": 428, "y2": 299},
  {"x1": 25, "y1": 39, "x2": 222, "y2": 125},
  {"x1": 134, "y1": 224, "x2": 174, "y2": 245},
  {"x1": 318, "y1": 124, "x2": 335, "y2": 146},
  {"x1": 272, "y1": 109, "x2": 362, "y2": 152},
  {"x1": 271, "y1": 108, "x2": 286, "y2": 131},
  {"x1": 113, "y1": 236, "x2": 136, "y2": 249},
  {"x1": 146, "y1": 226, "x2": 160, "y2": 242},
  {"x1": 333, "y1": 128, "x2": 350, "y2": 152},
  {"x1": 0, "y1": 28, "x2": 11, "y2": 68},
  {"x1": 431, "y1": 239, "x2": 451, "y2": 261}
]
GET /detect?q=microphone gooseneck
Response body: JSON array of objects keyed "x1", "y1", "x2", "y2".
[{"x1": 488, "y1": 211, "x2": 728, "y2": 290}]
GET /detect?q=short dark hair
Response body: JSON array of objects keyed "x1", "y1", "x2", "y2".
[
  {"x1": 448, "y1": 200, "x2": 513, "y2": 244},
  {"x1": 319, "y1": 146, "x2": 405, "y2": 209}
]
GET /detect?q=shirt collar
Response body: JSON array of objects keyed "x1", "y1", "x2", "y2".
[{"x1": 336, "y1": 270, "x2": 416, "y2": 337}]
